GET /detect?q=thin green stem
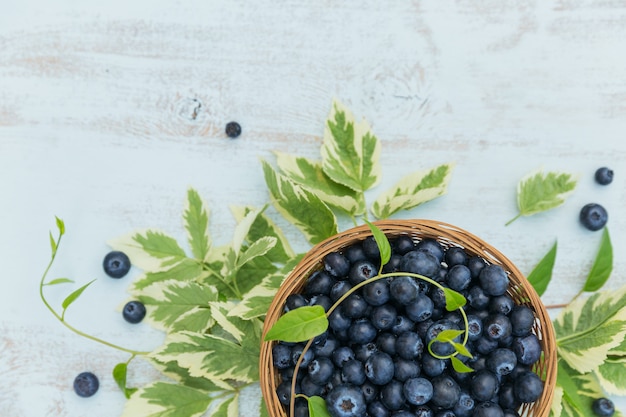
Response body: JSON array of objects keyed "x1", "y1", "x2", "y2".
[
  {"x1": 505, "y1": 213, "x2": 522, "y2": 226},
  {"x1": 290, "y1": 338, "x2": 314, "y2": 417},
  {"x1": 39, "y1": 230, "x2": 150, "y2": 356}
]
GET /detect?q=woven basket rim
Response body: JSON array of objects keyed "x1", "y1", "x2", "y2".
[{"x1": 259, "y1": 219, "x2": 557, "y2": 417}]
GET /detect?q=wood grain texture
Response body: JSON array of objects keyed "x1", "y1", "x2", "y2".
[{"x1": 1, "y1": 1, "x2": 626, "y2": 415}]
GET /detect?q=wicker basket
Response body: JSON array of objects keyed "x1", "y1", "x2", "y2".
[{"x1": 260, "y1": 219, "x2": 557, "y2": 417}]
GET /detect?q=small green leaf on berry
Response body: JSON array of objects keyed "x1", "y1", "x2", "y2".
[
  {"x1": 450, "y1": 356, "x2": 474, "y2": 373},
  {"x1": 264, "y1": 305, "x2": 328, "y2": 343},
  {"x1": 308, "y1": 395, "x2": 332, "y2": 417},
  {"x1": 442, "y1": 287, "x2": 466, "y2": 311},
  {"x1": 364, "y1": 220, "x2": 391, "y2": 269}
]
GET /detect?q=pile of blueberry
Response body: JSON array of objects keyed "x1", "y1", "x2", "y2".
[{"x1": 272, "y1": 235, "x2": 546, "y2": 417}]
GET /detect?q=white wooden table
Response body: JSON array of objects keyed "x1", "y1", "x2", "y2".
[{"x1": 1, "y1": 1, "x2": 625, "y2": 415}]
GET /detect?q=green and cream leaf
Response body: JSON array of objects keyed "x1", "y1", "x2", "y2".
[
  {"x1": 110, "y1": 229, "x2": 188, "y2": 271},
  {"x1": 321, "y1": 99, "x2": 381, "y2": 192},
  {"x1": 371, "y1": 163, "x2": 454, "y2": 219},
  {"x1": 184, "y1": 188, "x2": 212, "y2": 262},
  {"x1": 595, "y1": 356, "x2": 626, "y2": 396},
  {"x1": 211, "y1": 395, "x2": 238, "y2": 417},
  {"x1": 236, "y1": 236, "x2": 277, "y2": 270},
  {"x1": 554, "y1": 285, "x2": 626, "y2": 373},
  {"x1": 262, "y1": 159, "x2": 338, "y2": 245},
  {"x1": 130, "y1": 258, "x2": 206, "y2": 291},
  {"x1": 231, "y1": 206, "x2": 294, "y2": 263},
  {"x1": 120, "y1": 382, "x2": 213, "y2": 417},
  {"x1": 274, "y1": 151, "x2": 365, "y2": 215}
]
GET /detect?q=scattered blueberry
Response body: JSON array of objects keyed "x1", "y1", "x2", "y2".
[
  {"x1": 592, "y1": 397, "x2": 615, "y2": 417},
  {"x1": 580, "y1": 203, "x2": 608, "y2": 231},
  {"x1": 595, "y1": 167, "x2": 614, "y2": 185},
  {"x1": 73, "y1": 371, "x2": 99, "y2": 397},
  {"x1": 103, "y1": 251, "x2": 131, "y2": 278},
  {"x1": 225, "y1": 121, "x2": 241, "y2": 138},
  {"x1": 122, "y1": 300, "x2": 146, "y2": 324}
]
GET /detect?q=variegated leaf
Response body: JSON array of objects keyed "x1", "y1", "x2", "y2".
[
  {"x1": 596, "y1": 356, "x2": 626, "y2": 395},
  {"x1": 228, "y1": 272, "x2": 286, "y2": 320},
  {"x1": 274, "y1": 151, "x2": 365, "y2": 215},
  {"x1": 550, "y1": 386, "x2": 563, "y2": 417},
  {"x1": 371, "y1": 163, "x2": 454, "y2": 219},
  {"x1": 321, "y1": 99, "x2": 381, "y2": 192},
  {"x1": 554, "y1": 285, "x2": 626, "y2": 373},
  {"x1": 235, "y1": 254, "x2": 278, "y2": 296},
  {"x1": 149, "y1": 357, "x2": 230, "y2": 392},
  {"x1": 210, "y1": 301, "x2": 261, "y2": 344},
  {"x1": 211, "y1": 395, "x2": 238, "y2": 417},
  {"x1": 134, "y1": 280, "x2": 218, "y2": 332},
  {"x1": 130, "y1": 258, "x2": 206, "y2": 291},
  {"x1": 232, "y1": 207, "x2": 263, "y2": 255},
  {"x1": 608, "y1": 336, "x2": 626, "y2": 356},
  {"x1": 262, "y1": 159, "x2": 338, "y2": 245},
  {"x1": 231, "y1": 205, "x2": 295, "y2": 263},
  {"x1": 120, "y1": 382, "x2": 213, "y2": 417},
  {"x1": 153, "y1": 331, "x2": 260, "y2": 386},
  {"x1": 236, "y1": 236, "x2": 277, "y2": 269},
  {"x1": 184, "y1": 188, "x2": 211, "y2": 262},
  {"x1": 109, "y1": 229, "x2": 188, "y2": 270},
  {"x1": 571, "y1": 370, "x2": 625, "y2": 417}
]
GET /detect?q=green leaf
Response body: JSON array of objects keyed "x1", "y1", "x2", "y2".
[
  {"x1": 120, "y1": 381, "x2": 213, "y2": 417},
  {"x1": 443, "y1": 287, "x2": 466, "y2": 311},
  {"x1": 557, "y1": 360, "x2": 585, "y2": 414},
  {"x1": 110, "y1": 229, "x2": 188, "y2": 271},
  {"x1": 184, "y1": 188, "x2": 211, "y2": 262},
  {"x1": 264, "y1": 305, "x2": 329, "y2": 342},
  {"x1": 371, "y1": 163, "x2": 455, "y2": 219},
  {"x1": 262, "y1": 159, "x2": 338, "y2": 245},
  {"x1": 364, "y1": 220, "x2": 391, "y2": 269},
  {"x1": 321, "y1": 99, "x2": 381, "y2": 192},
  {"x1": 260, "y1": 397, "x2": 270, "y2": 417},
  {"x1": 233, "y1": 254, "x2": 279, "y2": 296},
  {"x1": 61, "y1": 279, "x2": 96, "y2": 315},
  {"x1": 231, "y1": 206, "x2": 295, "y2": 263},
  {"x1": 595, "y1": 356, "x2": 626, "y2": 395},
  {"x1": 55, "y1": 216, "x2": 65, "y2": 235},
  {"x1": 113, "y1": 362, "x2": 137, "y2": 399},
  {"x1": 452, "y1": 342, "x2": 473, "y2": 359},
  {"x1": 434, "y1": 329, "x2": 465, "y2": 343},
  {"x1": 554, "y1": 285, "x2": 626, "y2": 373},
  {"x1": 450, "y1": 356, "x2": 474, "y2": 373},
  {"x1": 308, "y1": 396, "x2": 332, "y2": 417},
  {"x1": 44, "y1": 278, "x2": 74, "y2": 286},
  {"x1": 527, "y1": 241, "x2": 557, "y2": 296},
  {"x1": 583, "y1": 227, "x2": 613, "y2": 292},
  {"x1": 131, "y1": 258, "x2": 205, "y2": 291},
  {"x1": 134, "y1": 280, "x2": 219, "y2": 332},
  {"x1": 550, "y1": 386, "x2": 564, "y2": 417},
  {"x1": 49, "y1": 231, "x2": 57, "y2": 254},
  {"x1": 212, "y1": 394, "x2": 238, "y2": 417},
  {"x1": 274, "y1": 151, "x2": 366, "y2": 215},
  {"x1": 210, "y1": 301, "x2": 261, "y2": 344},
  {"x1": 149, "y1": 357, "x2": 228, "y2": 393},
  {"x1": 236, "y1": 236, "x2": 277, "y2": 269},
  {"x1": 506, "y1": 169, "x2": 577, "y2": 225}
]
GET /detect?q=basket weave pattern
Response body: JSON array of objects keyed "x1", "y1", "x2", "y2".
[{"x1": 260, "y1": 219, "x2": 557, "y2": 417}]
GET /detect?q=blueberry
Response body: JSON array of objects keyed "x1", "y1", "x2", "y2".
[
  {"x1": 395, "y1": 331, "x2": 424, "y2": 360},
  {"x1": 497, "y1": 382, "x2": 519, "y2": 411},
  {"x1": 362, "y1": 280, "x2": 390, "y2": 306},
  {"x1": 326, "y1": 384, "x2": 367, "y2": 417},
  {"x1": 294, "y1": 397, "x2": 310, "y2": 417},
  {"x1": 513, "y1": 371, "x2": 544, "y2": 403},
  {"x1": 479, "y1": 265, "x2": 509, "y2": 296},
  {"x1": 291, "y1": 343, "x2": 315, "y2": 368},
  {"x1": 309, "y1": 294, "x2": 333, "y2": 312},
  {"x1": 360, "y1": 380, "x2": 378, "y2": 403},
  {"x1": 103, "y1": 251, "x2": 131, "y2": 278},
  {"x1": 592, "y1": 397, "x2": 616, "y2": 416},
  {"x1": 348, "y1": 260, "x2": 378, "y2": 286},
  {"x1": 468, "y1": 256, "x2": 487, "y2": 279},
  {"x1": 390, "y1": 315, "x2": 416, "y2": 336},
  {"x1": 276, "y1": 380, "x2": 295, "y2": 405},
  {"x1": 332, "y1": 346, "x2": 356, "y2": 368},
  {"x1": 284, "y1": 293, "x2": 308, "y2": 312},
  {"x1": 420, "y1": 352, "x2": 447, "y2": 377},
  {"x1": 489, "y1": 295, "x2": 515, "y2": 316},
  {"x1": 272, "y1": 343, "x2": 292, "y2": 369},
  {"x1": 380, "y1": 379, "x2": 406, "y2": 411},
  {"x1": 367, "y1": 401, "x2": 390, "y2": 417},
  {"x1": 330, "y1": 280, "x2": 353, "y2": 302},
  {"x1": 308, "y1": 356, "x2": 335, "y2": 385},
  {"x1": 393, "y1": 235, "x2": 415, "y2": 255},
  {"x1": 393, "y1": 357, "x2": 421, "y2": 382},
  {"x1": 595, "y1": 167, "x2": 614, "y2": 185},
  {"x1": 301, "y1": 375, "x2": 325, "y2": 397},
  {"x1": 446, "y1": 264, "x2": 472, "y2": 291},
  {"x1": 470, "y1": 369, "x2": 500, "y2": 402},
  {"x1": 348, "y1": 318, "x2": 378, "y2": 344},
  {"x1": 123, "y1": 300, "x2": 146, "y2": 323},
  {"x1": 362, "y1": 237, "x2": 381, "y2": 262},
  {"x1": 416, "y1": 238, "x2": 445, "y2": 262},
  {"x1": 467, "y1": 314, "x2": 484, "y2": 341},
  {"x1": 467, "y1": 286, "x2": 491, "y2": 310},
  {"x1": 370, "y1": 304, "x2": 398, "y2": 331},
  {"x1": 434, "y1": 411, "x2": 456, "y2": 417},
  {"x1": 483, "y1": 314, "x2": 512, "y2": 342},
  {"x1": 304, "y1": 270, "x2": 335, "y2": 296},
  {"x1": 413, "y1": 405, "x2": 434, "y2": 417},
  {"x1": 343, "y1": 294, "x2": 370, "y2": 319},
  {"x1": 580, "y1": 203, "x2": 608, "y2": 231},
  {"x1": 403, "y1": 377, "x2": 434, "y2": 405},
  {"x1": 329, "y1": 306, "x2": 353, "y2": 332},
  {"x1": 509, "y1": 306, "x2": 535, "y2": 337},
  {"x1": 486, "y1": 348, "x2": 517, "y2": 376},
  {"x1": 401, "y1": 250, "x2": 441, "y2": 278},
  {"x1": 382, "y1": 254, "x2": 402, "y2": 273},
  {"x1": 325, "y1": 252, "x2": 351, "y2": 278},
  {"x1": 445, "y1": 246, "x2": 468, "y2": 267},
  {"x1": 345, "y1": 244, "x2": 368, "y2": 264},
  {"x1": 512, "y1": 334, "x2": 542, "y2": 365},
  {"x1": 394, "y1": 411, "x2": 417, "y2": 417},
  {"x1": 73, "y1": 371, "x2": 99, "y2": 397},
  {"x1": 473, "y1": 401, "x2": 504, "y2": 417},
  {"x1": 354, "y1": 342, "x2": 378, "y2": 362},
  {"x1": 503, "y1": 410, "x2": 520, "y2": 417},
  {"x1": 364, "y1": 352, "x2": 395, "y2": 385},
  {"x1": 474, "y1": 335, "x2": 499, "y2": 355},
  {"x1": 390, "y1": 276, "x2": 420, "y2": 305},
  {"x1": 405, "y1": 294, "x2": 434, "y2": 322},
  {"x1": 225, "y1": 121, "x2": 241, "y2": 138},
  {"x1": 425, "y1": 319, "x2": 460, "y2": 357},
  {"x1": 341, "y1": 359, "x2": 367, "y2": 386},
  {"x1": 430, "y1": 374, "x2": 461, "y2": 409},
  {"x1": 453, "y1": 390, "x2": 476, "y2": 417},
  {"x1": 376, "y1": 332, "x2": 397, "y2": 356}
]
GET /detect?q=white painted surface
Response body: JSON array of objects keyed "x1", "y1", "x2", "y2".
[{"x1": 1, "y1": 1, "x2": 625, "y2": 415}]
